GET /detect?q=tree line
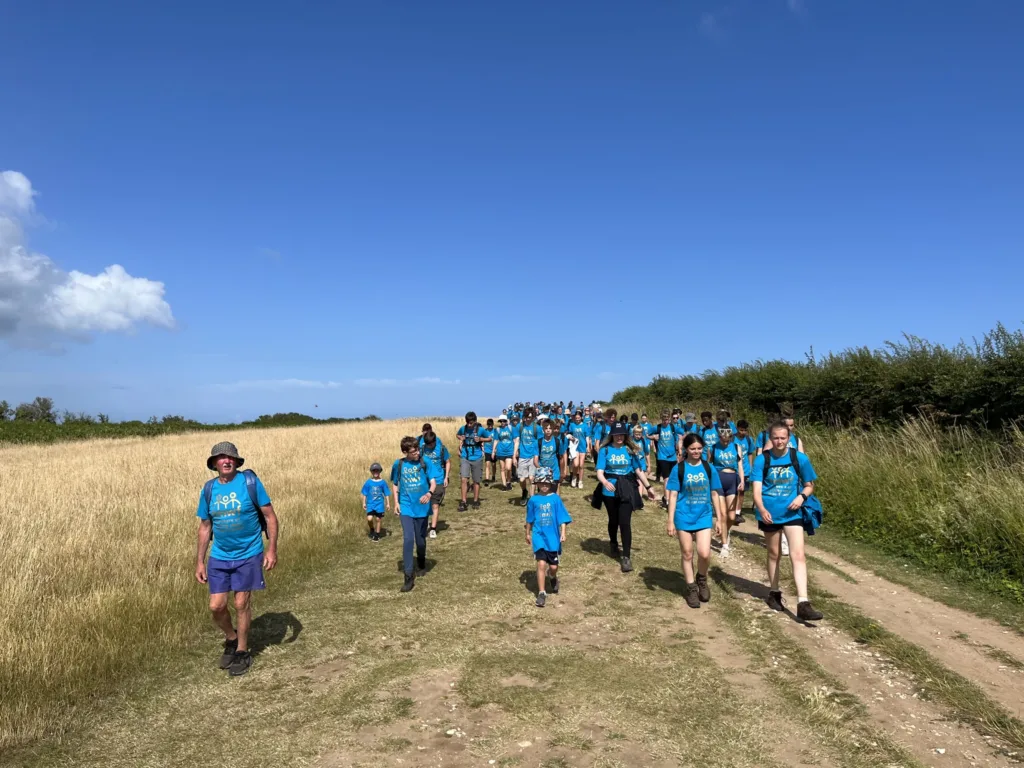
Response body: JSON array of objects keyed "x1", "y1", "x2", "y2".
[
  {"x1": 612, "y1": 323, "x2": 1024, "y2": 429},
  {"x1": 0, "y1": 398, "x2": 379, "y2": 445}
]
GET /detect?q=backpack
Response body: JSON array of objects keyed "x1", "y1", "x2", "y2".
[
  {"x1": 203, "y1": 469, "x2": 268, "y2": 538},
  {"x1": 760, "y1": 448, "x2": 823, "y2": 533}
]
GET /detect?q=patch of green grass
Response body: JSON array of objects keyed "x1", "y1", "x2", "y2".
[
  {"x1": 709, "y1": 567, "x2": 923, "y2": 768},
  {"x1": 815, "y1": 589, "x2": 1024, "y2": 750}
]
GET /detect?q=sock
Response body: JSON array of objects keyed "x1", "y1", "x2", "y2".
[{"x1": 798, "y1": 597, "x2": 809, "y2": 603}]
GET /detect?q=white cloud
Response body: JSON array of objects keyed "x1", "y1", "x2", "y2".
[
  {"x1": 354, "y1": 377, "x2": 460, "y2": 387},
  {"x1": 0, "y1": 170, "x2": 174, "y2": 346},
  {"x1": 699, "y1": 12, "x2": 722, "y2": 40},
  {"x1": 224, "y1": 378, "x2": 342, "y2": 391}
]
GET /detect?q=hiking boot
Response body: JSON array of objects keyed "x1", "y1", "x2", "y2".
[
  {"x1": 367, "y1": 531, "x2": 374, "y2": 540},
  {"x1": 458, "y1": 501, "x2": 468, "y2": 512},
  {"x1": 735, "y1": 513, "x2": 745, "y2": 525},
  {"x1": 429, "y1": 527, "x2": 437, "y2": 539},
  {"x1": 685, "y1": 583, "x2": 700, "y2": 609},
  {"x1": 371, "y1": 532, "x2": 380, "y2": 542},
  {"x1": 659, "y1": 498, "x2": 668, "y2": 510},
  {"x1": 471, "y1": 500, "x2": 481, "y2": 509},
  {"x1": 766, "y1": 590, "x2": 784, "y2": 611},
  {"x1": 620, "y1": 556, "x2": 633, "y2": 573},
  {"x1": 536, "y1": 591, "x2": 546, "y2": 608},
  {"x1": 550, "y1": 576, "x2": 560, "y2": 594},
  {"x1": 719, "y1": 544, "x2": 731, "y2": 559},
  {"x1": 227, "y1": 650, "x2": 252, "y2": 677},
  {"x1": 400, "y1": 574, "x2": 415, "y2": 593},
  {"x1": 797, "y1": 601, "x2": 824, "y2": 622},
  {"x1": 219, "y1": 637, "x2": 238, "y2": 669},
  {"x1": 417, "y1": 556, "x2": 427, "y2": 575},
  {"x1": 696, "y1": 573, "x2": 711, "y2": 603}
]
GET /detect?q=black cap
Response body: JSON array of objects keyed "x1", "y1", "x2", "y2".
[{"x1": 610, "y1": 423, "x2": 628, "y2": 436}]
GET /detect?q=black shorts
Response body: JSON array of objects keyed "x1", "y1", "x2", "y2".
[
  {"x1": 758, "y1": 521, "x2": 788, "y2": 533},
  {"x1": 431, "y1": 486, "x2": 446, "y2": 505},
  {"x1": 366, "y1": 510, "x2": 385, "y2": 518},
  {"x1": 486, "y1": 455, "x2": 497, "y2": 464},
  {"x1": 657, "y1": 460, "x2": 676, "y2": 480},
  {"x1": 534, "y1": 549, "x2": 561, "y2": 565}
]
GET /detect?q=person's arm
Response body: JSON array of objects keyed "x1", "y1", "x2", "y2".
[
  {"x1": 752, "y1": 480, "x2": 770, "y2": 523},
  {"x1": 559, "y1": 522, "x2": 567, "y2": 543},
  {"x1": 525, "y1": 521, "x2": 533, "y2": 545},
  {"x1": 797, "y1": 437, "x2": 805, "y2": 453},
  {"x1": 392, "y1": 482, "x2": 401, "y2": 516},
  {"x1": 737, "y1": 454, "x2": 746, "y2": 491},
  {"x1": 513, "y1": 436, "x2": 519, "y2": 461},
  {"x1": 710, "y1": 490, "x2": 723, "y2": 522},
  {"x1": 666, "y1": 490, "x2": 677, "y2": 535},
  {"x1": 262, "y1": 505, "x2": 279, "y2": 570},
  {"x1": 360, "y1": 492, "x2": 367, "y2": 512},
  {"x1": 788, "y1": 479, "x2": 815, "y2": 511},
  {"x1": 444, "y1": 457, "x2": 451, "y2": 487},
  {"x1": 195, "y1": 519, "x2": 212, "y2": 583}
]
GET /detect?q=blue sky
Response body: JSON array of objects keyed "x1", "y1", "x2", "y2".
[{"x1": 1, "y1": 0, "x2": 1022, "y2": 421}]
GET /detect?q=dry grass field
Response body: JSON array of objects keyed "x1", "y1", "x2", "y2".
[{"x1": 0, "y1": 418, "x2": 458, "y2": 751}]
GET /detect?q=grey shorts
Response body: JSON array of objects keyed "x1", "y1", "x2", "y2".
[
  {"x1": 517, "y1": 458, "x2": 536, "y2": 481},
  {"x1": 460, "y1": 458, "x2": 483, "y2": 483}
]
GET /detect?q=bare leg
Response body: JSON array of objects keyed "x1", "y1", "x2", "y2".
[
  {"x1": 209, "y1": 593, "x2": 235, "y2": 640},
  {"x1": 536, "y1": 559, "x2": 548, "y2": 593},
  {"x1": 461, "y1": 476, "x2": 469, "y2": 503},
  {"x1": 695, "y1": 528, "x2": 712, "y2": 575},
  {"x1": 678, "y1": 531, "x2": 695, "y2": 583},
  {"x1": 765, "y1": 531, "x2": 782, "y2": 589},
  {"x1": 233, "y1": 591, "x2": 252, "y2": 652},
  {"x1": 722, "y1": 494, "x2": 736, "y2": 547},
  {"x1": 785, "y1": 525, "x2": 809, "y2": 599},
  {"x1": 472, "y1": 482, "x2": 481, "y2": 502}
]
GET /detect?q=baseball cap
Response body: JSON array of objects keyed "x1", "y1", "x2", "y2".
[
  {"x1": 685, "y1": 413, "x2": 697, "y2": 423},
  {"x1": 610, "y1": 423, "x2": 628, "y2": 436},
  {"x1": 369, "y1": 462, "x2": 383, "y2": 472}
]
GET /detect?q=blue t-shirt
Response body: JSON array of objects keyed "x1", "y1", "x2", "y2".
[
  {"x1": 569, "y1": 421, "x2": 590, "y2": 449},
  {"x1": 596, "y1": 445, "x2": 642, "y2": 497},
  {"x1": 735, "y1": 435, "x2": 755, "y2": 477},
  {"x1": 360, "y1": 478, "x2": 391, "y2": 513},
  {"x1": 590, "y1": 421, "x2": 606, "y2": 446},
  {"x1": 390, "y1": 458, "x2": 441, "y2": 518},
  {"x1": 421, "y1": 441, "x2": 450, "y2": 480},
  {"x1": 655, "y1": 424, "x2": 677, "y2": 461},
  {"x1": 666, "y1": 460, "x2": 722, "y2": 532},
  {"x1": 526, "y1": 493, "x2": 572, "y2": 553},
  {"x1": 695, "y1": 425, "x2": 719, "y2": 450},
  {"x1": 457, "y1": 424, "x2": 486, "y2": 461},
  {"x1": 197, "y1": 473, "x2": 271, "y2": 561},
  {"x1": 493, "y1": 426, "x2": 516, "y2": 458},
  {"x1": 517, "y1": 422, "x2": 543, "y2": 459},
  {"x1": 751, "y1": 450, "x2": 817, "y2": 526},
  {"x1": 642, "y1": 422, "x2": 658, "y2": 437},
  {"x1": 709, "y1": 440, "x2": 741, "y2": 472},
  {"x1": 538, "y1": 436, "x2": 562, "y2": 480}
]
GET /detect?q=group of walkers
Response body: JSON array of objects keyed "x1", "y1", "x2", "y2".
[{"x1": 193, "y1": 401, "x2": 823, "y2": 676}]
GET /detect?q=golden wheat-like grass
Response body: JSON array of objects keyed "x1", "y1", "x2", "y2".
[{"x1": 0, "y1": 418, "x2": 458, "y2": 750}]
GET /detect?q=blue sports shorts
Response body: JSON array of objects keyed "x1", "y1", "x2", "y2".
[{"x1": 207, "y1": 553, "x2": 265, "y2": 594}]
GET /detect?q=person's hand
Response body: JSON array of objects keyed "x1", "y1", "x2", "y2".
[
  {"x1": 526, "y1": 534, "x2": 532, "y2": 545},
  {"x1": 603, "y1": 481, "x2": 615, "y2": 493},
  {"x1": 444, "y1": 476, "x2": 450, "y2": 488},
  {"x1": 761, "y1": 508, "x2": 773, "y2": 524},
  {"x1": 263, "y1": 547, "x2": 278, "y2": 571},
  {"x1": 394, "y1": 506, "x2": 401, "y2": 517},
  {"x1": 419, "y1": 493, "x2": 431, "y2": 504},
  {"x1": 646, "y1": 487, "x2": 656, "y2": 501},
  {"x1": 737, "y1": 479, "x2": 745, "y2": 492},
  {"x1": 787, "y1": 494, "x2": 806, "y2": 512},
  {"x1": 195, "y1": 562, "x2": 208, "y2": 584},
  {"x1": 667, "y1": 522, "x2": 676, "y2": 537},
  {"x1": 560, "y1": 532, "x2": 567, "y2": 543}
]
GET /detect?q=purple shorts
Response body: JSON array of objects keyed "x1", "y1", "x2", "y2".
[{"x1": 207, "y1": 553, "x2": 265, "y2": 594}]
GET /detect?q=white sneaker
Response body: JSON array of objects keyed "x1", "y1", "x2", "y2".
[
  {"x1": 781, "y1": 535, "x2": 790, "y2": 556},
  {"x1": 429, "y1": 528, "x2": 437, "y2": 539},
  {"x1": 719, "y1": 544, "x2": 731, "y2": 558}
]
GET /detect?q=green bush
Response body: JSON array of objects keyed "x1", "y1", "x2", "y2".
[{"x1": 613, "y1": 323, "x2": 1024, "y2": 429}]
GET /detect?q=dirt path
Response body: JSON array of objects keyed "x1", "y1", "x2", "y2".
[{"x1": 805, "y1": 544, "x2": 1024, "y2": 718}]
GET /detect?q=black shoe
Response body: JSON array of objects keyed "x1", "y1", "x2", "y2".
[
  {"x1": 766, "y1": 590, "x2": 784, "y2": 611},
  {"x1": 458, "y1": 501, "x2": 468, "y2": 512},
  {"x1": 735, "y1": 513, "x2": 745, "y2": 525},
  {"x1": 227, "y1": 650, "x2": 252, "y2": 677},
  {"x1": 659, "y1": 498, "x2": 668, "y2": 510},
  {"x1": 685, "y1": 583, "x2": 700, "y2": 609},
  {"x1": 417, "y1": 557, "x2": 427, "y2": 575},
  {"x1": 797, "y1": 601, "x2": 823, "y2": 621},
  {"x1": 620, "y1": 556, "x2": 633, "y2": 573},
  {"x1": 400, "y1": 574, "x2": 415, "y2": 593},
  {"x1": 368, "y1": 531, "x2": 375, "y2": 540},
  {"x1": 371, "y1": 532, "x2": 380, "y2": 542},
  {"x1": 696, "y1": 573, "x2": 711, "y2": 603},
  {"x1": 516, "y1": 498, "x2": 529, "y2": 507},
  {"x1": 471, "y1": 500, "x2": 481, "y2": 509},
  {"x1": 550, "y1": 577, "x2": 559, "y2": 594},
  {"x1": 219, "y1": 637, "x2": 238, "y2": 669},
  {"x1": 536, "y1": 591, "x2": 546, "y2": 608}
]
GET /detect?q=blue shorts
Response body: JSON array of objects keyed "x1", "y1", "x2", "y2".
[
  {"x1": 207, "y1": 553, "x2": 265, "y2": 594},
  {"x1": 718, "y1": 470, "x2": 739, "y2": 496}
]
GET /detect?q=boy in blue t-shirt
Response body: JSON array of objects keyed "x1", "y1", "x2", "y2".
[
  {"x1": 390, "y1": 436, "x2": 441, "y2": 593},
  {"x1": 360, "y1": 462, "x2": 392, "y2": 542},
  {"x1": 525, "y1": 467, "x2": 572, "y2": 608}
]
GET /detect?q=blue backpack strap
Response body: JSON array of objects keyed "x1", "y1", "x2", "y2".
[{"x1": 241, "y1": 469, "x2": 269, "y2": 537}]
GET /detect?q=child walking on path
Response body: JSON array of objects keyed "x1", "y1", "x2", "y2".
[
  {"x1": 525, "y1": 467, "x2": 572, "y2": 608},
  {"x1": 361, "y1": 463, "x2": 391, "y2": 541}
]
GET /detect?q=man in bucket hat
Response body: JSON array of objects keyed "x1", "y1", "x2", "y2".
[{"x1": 195, "y1": 442, "x2": 279, "y2": 676}]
